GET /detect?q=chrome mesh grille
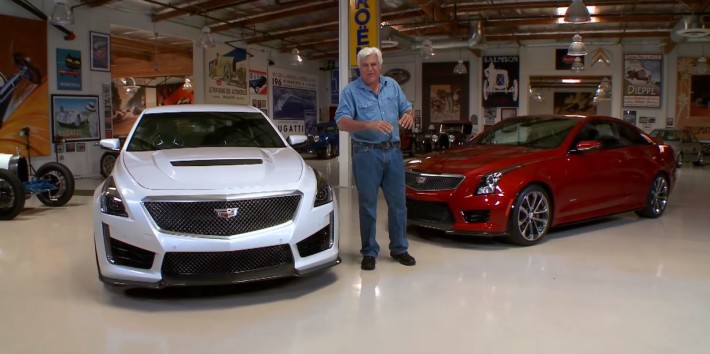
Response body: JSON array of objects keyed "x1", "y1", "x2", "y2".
[
  {"x1": 405, "y1": 171, "x2": 465, "y2": 191},
  {"x1": 161, "y1": 245, "x2": 293, "y2": 276},
  {"x1": 144, "y1": 194, "x2": 302, "y2": 236}
]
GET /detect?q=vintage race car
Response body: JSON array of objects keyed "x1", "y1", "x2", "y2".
[
  {"x1": 94, "y1": 104, "x2": 340, "y2": 288},
  {"x1": 0, "y1": 147, "x2": 75, "y2": 220}
]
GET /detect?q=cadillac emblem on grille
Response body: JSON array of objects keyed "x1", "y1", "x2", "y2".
[
  {"x1": 214, "y1": 207, "x2": 239, "y2": 219},
  {"x1": 416, "y1": 176, "x2": 427, "y2": 184}
]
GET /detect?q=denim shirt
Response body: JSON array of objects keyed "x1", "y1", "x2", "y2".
[{"x1": 335, "y1": 75, "x2": 412, "y2": 144}]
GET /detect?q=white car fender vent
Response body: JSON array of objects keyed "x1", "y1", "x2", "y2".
[{"x1": 171, "y1": 159, "x2": 263, "y2": 166}]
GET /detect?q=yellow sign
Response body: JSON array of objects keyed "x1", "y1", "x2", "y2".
[{"x1": 349, "y1": 0, "x2": 379, "y2": 68}]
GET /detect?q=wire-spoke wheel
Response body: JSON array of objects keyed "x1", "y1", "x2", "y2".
[
  {"x1": 635, "y1": 174, "x2": 669, "y2": 218},
  {"x1": 506, "y1": 185, "x2": 552, "y2": 246}
]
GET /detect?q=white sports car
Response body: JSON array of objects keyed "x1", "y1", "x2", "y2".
[{"x1": 93, "y1": 105, "x2": 339, "y2": 288}]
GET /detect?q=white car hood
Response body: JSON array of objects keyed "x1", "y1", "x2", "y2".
[{"x1": 123, "y1": 147, "x2": 305, "y2": 190}]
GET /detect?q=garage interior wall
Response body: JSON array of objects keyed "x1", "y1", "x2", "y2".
[{"x1": 1, "y1": 0, "x2": 708, "y2": 178}]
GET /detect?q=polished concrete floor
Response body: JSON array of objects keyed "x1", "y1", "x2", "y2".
[{"x1": 1, "y1": 159, "x2": 709, "y2": 354}]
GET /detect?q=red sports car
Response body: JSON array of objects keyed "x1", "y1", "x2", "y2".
[{"x1": 405, "y1": 115, "x2": 677, "y2": 246}]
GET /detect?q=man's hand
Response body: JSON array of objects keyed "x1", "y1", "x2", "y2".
[
  {"x1": 398, "y1": 111, "x2": 414, "y2": 130},
  {"x1": 370, "y1": 120, "x2": 394, "y2": 134}
]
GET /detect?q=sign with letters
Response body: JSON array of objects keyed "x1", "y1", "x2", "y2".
[{"x1": 349, "y1": 0, "x2": 379, "y2": 68}]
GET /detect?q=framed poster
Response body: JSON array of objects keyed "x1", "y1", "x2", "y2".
[
  {"x1": 90, "y1": 31, "x2": 110, "y2": 72},
  {"x1": 553, "y1": 92, "x2": 596, "y2": 115},
  {"x1": 51, "y1": 94, "x2": 100, "y2": 142},
  {"x1": 501, "y1": 108, "x2": 517, "y2": 119},
  {"x1": 623, "y1": 54, "x2": 662, "y2": 108},
  {"x1": 623, "y1": 110, "x2": 637, "y2": 125},
  {"x1": 56, "y1": 48, "x2": 81, "y2": 91},
  {"x1": 482, "y1": 56, "x2": 519, "y2": 108}
]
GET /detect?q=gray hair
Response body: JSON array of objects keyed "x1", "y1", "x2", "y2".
[{"x1": 357, "y1": 47, "x2": 383, "y2": 65}]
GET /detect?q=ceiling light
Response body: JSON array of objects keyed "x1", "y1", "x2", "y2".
[
  {"x1": 453, "y1": 59, "x2": 467, "y2": 75},
  {"x1": 290, "y1": 48, "x2": 304, "y2": 66},
  {"x1": 567, "y1": 34, "x2": 587, "y2": 56},
  {"x1": 562, "y1": 79, "x2": 581, "y2": 84},
  {"x1": 570, "y1": 57, "x2": 584, "y2": 72},
  {"x1": 197, "y1": 26, "x2": 215, "y2": 49},
  {"x1": 50, "y1": 0, "x2": 73, "y2": 25},
  {"x1": 421, "y1": 38, "x2": 434, "y2": 59},
  {"x1": 563, "y1": 0, "x2": 591, "y2": 24}
]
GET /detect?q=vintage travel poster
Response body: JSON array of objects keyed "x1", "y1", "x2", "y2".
[
  {"x1": 482, "y1": 56, "x2": 520, "y2": 108},
  {"x1": 204, "y1": 44, "x2": 249, "y2": 105},
  {"x1": 623, "y1": 54, "x2": 662, "y2": 108},
  {"x1": 269, "y1": 67, "x2": 318, "y2": 138}
]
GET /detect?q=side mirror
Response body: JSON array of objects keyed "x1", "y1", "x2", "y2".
[
  {"x1": 573, "y1": 140, "x2": 602, "y2": 153},
  {"x1": 287, "y1": 135, "x2": 308, "y2": 146},
  {"x1": 99, "y1": 138, "x2": 122, "y2": 151}
]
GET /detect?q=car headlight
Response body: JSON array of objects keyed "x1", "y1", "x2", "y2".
[
  {"x1": 314, "y1": 169, "x2": 333, "y2": 207},
  {"x1": 476, "y1": 172, "x2": 503, "y2": 195},
  {"x1": 313, "y1": 135, "x2": 320, "y2": 142},
  {"x1": 100, "y1": 176, "x2": 128, "y2": 217},
  {"x1": 432, "y1": 135, "x2": 438, "y2": 143},
  {"x1": 449, "y1": 135, "x2": 456, "y2": 143}
]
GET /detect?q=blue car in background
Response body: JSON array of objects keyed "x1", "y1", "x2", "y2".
[{"x1": 294, "y1": 121, "x2": 339, "y2": 159}]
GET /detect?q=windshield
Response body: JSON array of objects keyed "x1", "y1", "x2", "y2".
[
  {"x1": 126, "y1": 111, "x2": 286, "y2": 152},
  {"x1": 649, "y1": 130, "x2": 680, "y2": 142},
  {"x1": 472, "y1": 117, "x2": 577, "y2": 149}
]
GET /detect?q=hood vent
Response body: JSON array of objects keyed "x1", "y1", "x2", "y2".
[{"x1": 171, "y1": 159, "x2": 263, "y2": 167}]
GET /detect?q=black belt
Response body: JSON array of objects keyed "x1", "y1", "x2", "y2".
[{"x1": 353, "y1": 141, "x2": 400, "y2": 149}]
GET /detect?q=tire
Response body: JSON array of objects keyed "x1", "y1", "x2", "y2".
[
  {"x1": 100, "y1": 152, "x2": 118, "y2": 178},
  {"x1": 330, "y1": 142, "x2": 339, "y2": 158},
  {"x1": 0, "y1": 169, "x2": 25, "y2": 220},
  {"x1": 692, "y1": 152, "x2": 703, "y2": 166},
  {"x1": 321, "y1": 143, "x2": 333, "y2": 159},
  {"x1": 35, "y1": 162, "x2": 75, "y2": 207},
  {"x1": 505, "y1": 185, "x2": 552, "y2": 246},
  {"x1": 635, "y1": 174, "x2": 669, "y2": 218}
]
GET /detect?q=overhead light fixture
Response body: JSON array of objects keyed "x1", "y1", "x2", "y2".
[
  {"x1": 528, "y1": 85, "x2": 543, "y2": 103},
  {"x1": 453, "y1": 49, "x2": 467, "y2": 74},
  {"x1": 567, "y1": 34, "x2": 587, "y2": 56},
  {"x1": 119, "y1": 77, "x2": 139, "y2": 94},
  {"x1": 594, "y1": 77, "x2": 612, "y2": 101},
  {"x1": 50, "y1": 0, "x2": 73, "y2": 25},
  {"x1": 562, "y1": 79, "x2": 581, "y2": 84},
  {"x1": 290, "y1": 48, "x2": 304, "y2": 66},
  {"x1": 182, "y1": 77, "x2": 193, "y2": 92},
  {"x1": 197, "y1": 26, "x2": 216, "y2": 49},
  {"x1": 563, "y1": 0, "x2": 591, "y2": 24},
  {"x1": 570, "y1": 56, "x2": 584, "y2": 72},
  {"x1": 421, "y1": 38, "x2": 434, "y2": 59},
  {"x1": 453, "y1": 59, "x2": 468, "y2": 74}
]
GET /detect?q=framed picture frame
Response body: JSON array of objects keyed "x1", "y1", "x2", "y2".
[
  {"x1": 51, "y1": 94, "x2": 100, "y2": 142},
  {"x1": 501, "y1": 108, "x2": 517, "y2": 119},
  {"x1": 90, "y1": 31, "x2": 110, "y2": 72}
]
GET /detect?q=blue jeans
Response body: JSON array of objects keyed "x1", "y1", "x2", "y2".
[{"x1": 352, "y1": 143, "x2": 408, "y2": 257}]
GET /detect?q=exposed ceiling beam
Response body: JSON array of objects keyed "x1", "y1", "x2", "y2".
[
  {"x1": 211, "y1": 0, "x2": 337, "y2": 33},
  {"x1": 151, "y1": 0, "x2": 259, "y2": 22}
]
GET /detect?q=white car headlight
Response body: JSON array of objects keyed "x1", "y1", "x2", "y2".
[
  {"x1": 314, "y1": 169, "x2": 333, "y2": 207},
  {"x1": 476, "y1": 172, "x2": 503, "y2": 195},
  {"x1": 449, "y1": 135, "x2": 455, "y2": 143},
  {"x1": 100, "y1": 176, "x2": 128, "y2": 217},
  {"x1": 432, "y1": 135, "x2": 438, "y2": 143}
]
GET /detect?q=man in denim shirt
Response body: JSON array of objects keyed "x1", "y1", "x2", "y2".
[{"x1": 335, "y1": 47, "x2": 416, "y2": 270}]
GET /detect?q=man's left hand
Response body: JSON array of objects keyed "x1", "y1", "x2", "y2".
[{"x1": 398, "y1": 111, "x2": 414, "y2": 130}]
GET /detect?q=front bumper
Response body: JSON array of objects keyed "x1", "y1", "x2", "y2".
[{"x1": 94, "y1": 190, "x2": 340, "y2": 288}]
